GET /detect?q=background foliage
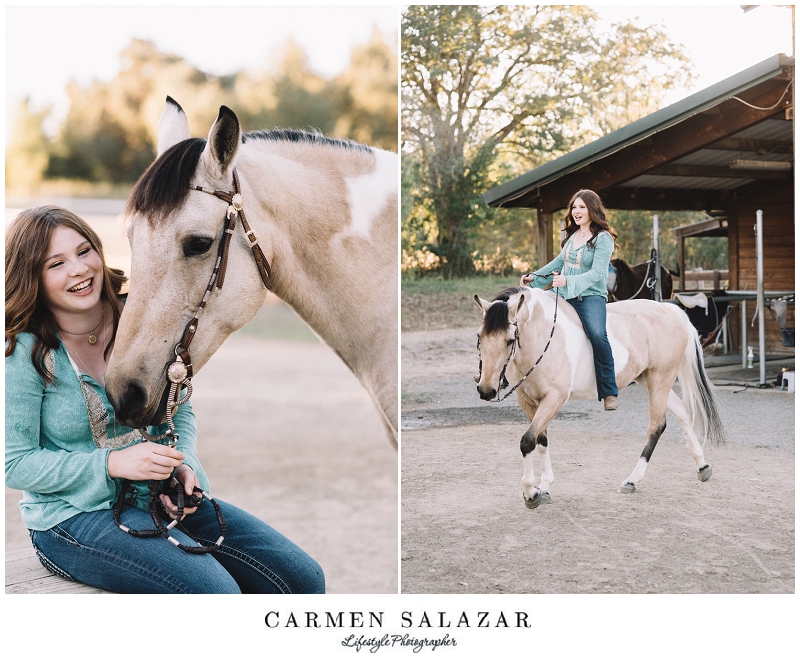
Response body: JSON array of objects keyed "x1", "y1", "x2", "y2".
[
  {"x1": 402, "y1": 5, "x2": 726, "y2": 279},
  {"x1": 6, "y1": 31, "x2": 397, "y2": 192}
]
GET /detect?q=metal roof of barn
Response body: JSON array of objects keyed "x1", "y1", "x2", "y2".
[{"x1": 483, "y1": 54, "x2": 794, "y2": 212}]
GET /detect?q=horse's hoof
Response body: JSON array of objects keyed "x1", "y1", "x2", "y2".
[
  {"x1": 698, "y1": 465, "x2": 712, "y2": 482},
  {"x1": 524, "y1": 491, "x2": 542, "y2": 509},
  {"x1": 618, "y1": 482, "x2": 636, "y2": 494},
  {"x1": 540, "y1": 492, "x2": 552, "y2": 504}
]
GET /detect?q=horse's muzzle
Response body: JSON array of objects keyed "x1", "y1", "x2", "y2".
[
  {"x1": 110, "y1": 381, "x2": 170, "y2": 428},
  {"x1": 477, "y1": 385, "x2": 496, "y2": 401}
]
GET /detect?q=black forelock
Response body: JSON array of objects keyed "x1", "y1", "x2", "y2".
[
  {"x1": 125, "y1": 137, "x2": 207, "y2": 225},
  {"x1": 483, "y1": 287, "x2": 526, "y2": 334}
]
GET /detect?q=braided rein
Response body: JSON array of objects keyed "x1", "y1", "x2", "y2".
[{"x1": 477, "y1": 273, "x2": 560, "y2": 403}]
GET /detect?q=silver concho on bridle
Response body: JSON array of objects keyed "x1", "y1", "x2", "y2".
[
  {"x1": 229, "y1": 192, "x2": 243, "y2": 215},
  {"x1": 135, "y1": 351, "x2": 191, "y2": 447}
]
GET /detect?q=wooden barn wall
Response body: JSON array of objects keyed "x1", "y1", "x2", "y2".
[{"x1": 726, "y1": 184, "x2": 795, "y2": 355}]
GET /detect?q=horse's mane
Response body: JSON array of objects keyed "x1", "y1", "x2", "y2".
[
  {"x1": 243, "y1": 128, "x2": 373, "y2": 153},
  {"x1": 484, "y1": 286, "x2": 526, "y2": 334},
  {"x1": 126, "y1": 128, "x2": 373, "y2": 225}
]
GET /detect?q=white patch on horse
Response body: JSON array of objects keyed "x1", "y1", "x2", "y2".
[
  {"x1": 608, "y1": 328, "x2": 629, "y2": 375},
  {"x1": 342, "y1": 149, "x2": 396, "y2": 240},
  {"x1": 559, "y1": 312, "x2": 599, "y2": 399}
]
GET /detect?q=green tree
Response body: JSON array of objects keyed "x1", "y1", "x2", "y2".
[
  {"x1": 609, "y1": 210, "x2": 728, "y2": 273},
  {"x1": 24, "y1": 34, "x2": 397, "y2": 187},
  {"x1": 5, "y1": 99, "x2": 52, "y2": 190},
  {"x1": 333, "y1": 28, "x2": 399, "y2": 151},
  {"x1": 402, "y1": 5, "x2": 693, "y2": 278}
]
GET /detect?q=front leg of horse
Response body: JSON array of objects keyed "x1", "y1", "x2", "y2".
[{"x1": 520, "y1": 426, "x2": 554, "y2": 509}]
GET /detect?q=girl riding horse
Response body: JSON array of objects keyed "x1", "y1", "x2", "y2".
[{"x1": 521, "y1": 189, "x2": 619, "y2": 411}]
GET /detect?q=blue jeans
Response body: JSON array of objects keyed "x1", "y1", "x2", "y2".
[
  {"x1": 567, "y1": 294, "x2": 618, "y2": 400},
  {"x1": 29, "y1": 499, "x2": 325, "y2": 594}
]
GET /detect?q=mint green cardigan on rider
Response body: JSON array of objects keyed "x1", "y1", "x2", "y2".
[
  {"x1": 529, "y1": 231, "x2": 614, "y2": 300},
  {"x1": 5, "y1": 332, "x2": 210, "y2": 532}
]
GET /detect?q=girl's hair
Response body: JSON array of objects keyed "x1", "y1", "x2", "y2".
[
  {"x1": 5, "y1": 206, "x2": 127, "y2": 383},
  {"x1": 561, "y1": 189, "x2": 618, "y2": 250}
]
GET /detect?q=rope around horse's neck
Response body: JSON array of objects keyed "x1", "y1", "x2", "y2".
[
  {"x1": 614, "y1": 252, "x2": 657, "y2": 301},
  {"x1": 491, "y1": 286, "x2": 559, "y2": 403}
]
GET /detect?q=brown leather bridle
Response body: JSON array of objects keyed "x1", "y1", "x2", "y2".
[
  {"x1": 116, "y1": 168, "x2": 273, "y2": 552},
  {"x1": 154, "y1": 166, "x2": 273, "y2": 446},
  {"x1": 476, "y1": 278, "x2": 560, "y2": 403}
]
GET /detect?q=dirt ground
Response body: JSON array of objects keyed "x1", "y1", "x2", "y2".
[
  {"x1": 5, "y1": 302, "x2": 398, "y2": 594},
  {"x1": 401, "y1": 327, "x2": 794, "y2": 594}
]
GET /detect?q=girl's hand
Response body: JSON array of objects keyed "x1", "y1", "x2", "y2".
[
  {"x1": 107, "y1": 441, "x2": 184, "y2": 481},
  {"x1": 520, "y1": 274, "x2": 534, "y2": 286},
  {"x1": 552, "y1": 274, "x2": 567, "y2": 288},
  {"x1": 160, "y1": 465, "x2": 201, "y2": 520}
]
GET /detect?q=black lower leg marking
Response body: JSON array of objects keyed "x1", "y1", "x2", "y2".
[
  {"x1": 640, "y1": 420, "x2": 666, "y2": 462},
  {"x1": 520, "y1": 428, "x2": 536, "y2": 456},
  {"x1": 520, "y1": 430, "x2": 547, "y2": 456}
]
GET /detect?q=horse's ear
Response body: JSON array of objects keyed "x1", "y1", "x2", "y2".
[
  {"x1": 474, "y1": 295, "x2": 492, "y2": 314},
  {"x1": 157, "y1": 96, "x2": 191, "y2": 156},
  {"x1": 201, "y1": 105, "x2": 241, "y2": 178},
  {"x1": 505, "y1": 293, "x2": 525, "y2": 323}
]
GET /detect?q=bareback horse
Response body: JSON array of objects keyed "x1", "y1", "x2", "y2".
[
  {"x1": 106, "y1": 97, "x2": 398, "y2": 448},
  {"x1": 474, "y1": 287, "x2": 724, "y2": 508}
]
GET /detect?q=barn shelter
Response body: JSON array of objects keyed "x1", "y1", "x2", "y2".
[{"x1": 483, "y1": 54, "x2": 794, "y2": 357}]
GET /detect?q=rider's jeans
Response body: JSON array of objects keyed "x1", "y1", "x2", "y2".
[
  {"x1": 29, "y1": 498, "x2": 325, "y2": 594},
  {"x1": 567, "y1": 294, "x2": 619, "y2": 400}
]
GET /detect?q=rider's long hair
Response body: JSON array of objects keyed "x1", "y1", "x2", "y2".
[
  {"x1": 5, "y1": 206, "x2": 127, "y2": 383},
  {"x1": 561, "y1": 189, "x2": 618, "y2": 250}
]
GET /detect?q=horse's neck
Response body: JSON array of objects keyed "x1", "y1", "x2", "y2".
[
  {"x1": 238, "y1": 143, "x2": 397, "y2": 376},
  {"x1": 518, "y1": 292, "x2": 565, "y2": 347}
]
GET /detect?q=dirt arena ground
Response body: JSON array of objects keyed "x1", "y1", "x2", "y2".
[
  {"x1": 4, "y1": 204, "x2": 397, "y2": 594},
  {"x1": 401, "y1": 327, "x2": 794, "y2": 594}
]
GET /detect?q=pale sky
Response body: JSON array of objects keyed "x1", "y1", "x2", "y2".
[
  {"x1": 4, "y1": 4, "x2": 794, "y2": 136},
  {"x1": 4, "y1": 4, "x2": 399, "y2": 135},
  {"x1": 593, "y1": 4, "x2": 793, "y2": 105}
]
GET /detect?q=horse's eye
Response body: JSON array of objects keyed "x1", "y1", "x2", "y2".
[
  {"x1": 182, "y1": 236, "x2": 214, "y2": 257},
  {"x1": 506, "y1": 339, "x2": 515, "y2": 346}
]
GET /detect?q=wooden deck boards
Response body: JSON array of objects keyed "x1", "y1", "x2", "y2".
[{"x1": 5, "y1": 547, "x2": 110, "y2": 594}]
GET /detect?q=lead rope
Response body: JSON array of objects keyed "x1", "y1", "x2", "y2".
[
  {"x1": 613, "y1": 250, "x2": 658, "y2": 301},
  {"x1": 112, "y1": 354, "x2": 227, "y2": 553}
]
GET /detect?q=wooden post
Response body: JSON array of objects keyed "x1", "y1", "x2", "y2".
[{"x1": 537, "y1": 211, "x2": 554, "y2": 268}]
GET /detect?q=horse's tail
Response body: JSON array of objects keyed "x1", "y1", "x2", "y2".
[{"x1": 676, "y1": 314, "x2": 726, "y2": 446}]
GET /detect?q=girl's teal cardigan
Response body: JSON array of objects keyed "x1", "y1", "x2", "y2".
[
  {"x1": 529, "y1": 231, "x2": 614, "y2": 300},
  {"x1": 5, "y1": 332, "x2": 209, "y2": 531}
]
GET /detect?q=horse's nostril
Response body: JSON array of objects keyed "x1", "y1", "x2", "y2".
[
  {"x1": 117, "y1": 382, "x2": 147, "y2": 424},
  {"x1": 476, "y1": 385, "x2": 496, "y2": 400}
]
